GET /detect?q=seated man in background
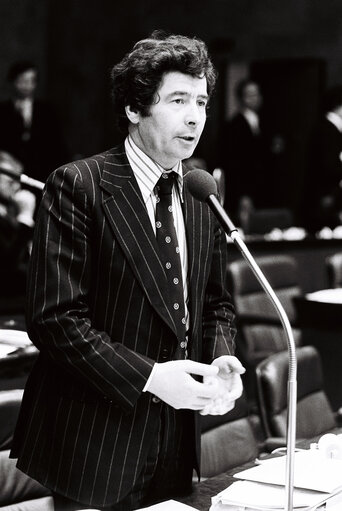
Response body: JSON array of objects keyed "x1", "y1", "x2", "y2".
[{"x1": 0, "y1": 153, "x2": 36, "y2": 312}]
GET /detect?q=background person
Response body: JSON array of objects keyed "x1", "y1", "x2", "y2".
[
  {"x1": 0, "y1": 152, "x2": 36, "y2": 311},
  {"x1": 221, "y1": 78, "x2": 286, "y2": 225},
  {"x1": 0, "y1": 60, "x2": 68, "y2": 184},
  {"x1": 304, "y1": 85, "x2": 342, "y2": 231}
]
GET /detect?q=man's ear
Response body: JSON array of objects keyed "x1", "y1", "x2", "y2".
[{"x1": 125, "y1": 105, "x2": 140, "y2": 125}]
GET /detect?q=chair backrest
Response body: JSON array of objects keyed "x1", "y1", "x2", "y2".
[
  {"x1": 326, "y1": 252, "x2": 342, "y2": 288},
  {"x1": 242, "y1": 208, "x2": 294, "y2": 235},
  {"x1": 200, "y1": 392, "x2": 259, "y2": 478},
  {"x1": 228, "y1": 255, "x2": 300, "y2": 322},
  {"x1": 255, "y1": 345, "x2": 337, "y2": 439},
  {"x1": 0, "y1": 389, "x2": 23, "y2": 450},
  {"x1": 227, "y1": 255, "x2": 302, "y2": 372}
]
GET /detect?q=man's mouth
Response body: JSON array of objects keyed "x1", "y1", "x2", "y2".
[{"x1": 178, "y1": 135, "x2": 196, "y2": 142}]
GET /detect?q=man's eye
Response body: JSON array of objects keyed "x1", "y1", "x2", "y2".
[
  {"x1": 198, "y1": 100, "x2": 207, "y2": 108},
  {"x1": 173, "y1": 98, "x2": 184, "y2": 104}
]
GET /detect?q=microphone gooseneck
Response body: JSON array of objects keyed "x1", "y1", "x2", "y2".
[{"x1": 185, "y1": 168, "x2": 297, "y2": 511}]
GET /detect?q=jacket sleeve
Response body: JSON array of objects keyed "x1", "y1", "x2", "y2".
[
  {"x1": 26, "y1": 165, "x2": 154, "y2": 412},
  {"x1": 201, "y1": 216, "x2": 237, "y2": 363}
]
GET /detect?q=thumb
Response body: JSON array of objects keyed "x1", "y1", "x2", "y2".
[
  {"x1": 212, "y1": 355, "x2": 246, "y2": 375},
  {"x1": 228, "y1": 357, "x2": 246, "y2": 374},
  {"x1": 182, "y1": 360, "x2": 219, "y2": 377}
]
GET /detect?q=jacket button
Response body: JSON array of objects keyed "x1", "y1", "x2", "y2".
[
  {"x1": 161, "y1": 348, "x2": 169, "y2": 360},
  {"x1": 152, "y1": 396, "x2": 160, "y2": 404}
]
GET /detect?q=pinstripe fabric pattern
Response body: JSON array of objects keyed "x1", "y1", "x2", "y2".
[{"x1": 10, "y1": 144, "x2": 236, "y2": 507}]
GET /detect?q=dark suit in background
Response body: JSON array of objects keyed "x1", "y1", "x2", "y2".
[
  {"x1": 305, "y1": 117, "x2": 342, "y2": 230},
  {"x1": 10, "y1": 146, "x2": 236, "y2": 507},
  {"x1": 0, "y1": 99, "x2": 68, "y2": 183},
  {"x1": 222, "y1": 112, "x2": 267, "y2": 217}
]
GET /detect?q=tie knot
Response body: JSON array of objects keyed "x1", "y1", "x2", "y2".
[{"x1": 157, "y1": 172, "x2": 176, "y2": 196}]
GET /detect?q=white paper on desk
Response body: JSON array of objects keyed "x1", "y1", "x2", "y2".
[
  {"x1": 0, "y1": 343, "x2": 17, "y2": 357},
  {"x1": 0, "y1": 329, "x2": 31, "y2": 346},
  {"x1": 136, "y1": 500, "x2": 199, "y2": 510},
  {"x1": 305, "y1": 288, "x2": 342, "y2": 303},
  {"x1": 212, "y1": 480, "x2": 334, "y2": 509},
  {"x1": 234, "y1": 451, "x2": 342, "y2": 494}
]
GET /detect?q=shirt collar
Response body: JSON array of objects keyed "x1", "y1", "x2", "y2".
[
  {"x1": 124, "y1": 135, "x2": 184, "y2": 203},
  {"x1": 326, "y1": 112, "x2": 342, "y2": 133},
  {"x1": 242, "y1": 108, "x2": 260, "y2": 135}
]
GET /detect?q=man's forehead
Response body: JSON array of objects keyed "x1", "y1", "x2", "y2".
[{"x1": 159, "y1": 71, "x2": 208, "y2": 95}]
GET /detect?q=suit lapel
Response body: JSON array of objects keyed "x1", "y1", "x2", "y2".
[{"x1": 100, "y1": 146, "x2": 177, "y2": 334}]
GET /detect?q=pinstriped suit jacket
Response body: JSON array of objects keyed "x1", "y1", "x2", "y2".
[{"x1": 11, "y1": 144, "x2": 236, "y2": 507}]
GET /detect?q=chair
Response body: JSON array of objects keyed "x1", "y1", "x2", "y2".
[
  {"x1": 0, "y1": 451, "x2": 53, "y2": 510},
  {"x1": 326, "y1": 252, "x2": 342, "y2": 288},
  {"x1": 255, "y1": 345, "x2": 341, "y2": 442},
  {"x1": 226, "y1": 255, "x2": 303, "y2": 400},
  {"x1": 200, "y1": 391, "x2": 260, "y2": 478},
  {"x1": 0, "y1": 398, "x2": 53, "y2": 510},
  {"x1": 0, "y1": 330, "x2": 52, "y2": 510},
  {"x1": 0, "y1": 345, "x2": 38, "y2": 391}
]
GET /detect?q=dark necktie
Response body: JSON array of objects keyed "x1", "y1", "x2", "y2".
[{"x1": 155, "y1": 172, "x2": 187, "y2": 358}]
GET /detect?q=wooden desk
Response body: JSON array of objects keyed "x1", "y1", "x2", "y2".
[
  {"x1": 179, "y1": 437, "x2": 337, "y2": 510},
  {"x1": 179, "y1": 461, "x2": 255, "y2": 511}
]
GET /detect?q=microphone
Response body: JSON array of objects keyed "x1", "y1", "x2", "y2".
[
  {"x1": 0, "y1": 163, "x2": 44, "y2": 191},
  {"x1": 184, "y1": 168, "x2": 297, "y2": 511}
]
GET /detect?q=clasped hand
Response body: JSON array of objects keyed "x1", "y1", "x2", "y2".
[{"x1": 147, "y1": 357, "x2": 245, "y2": 415}]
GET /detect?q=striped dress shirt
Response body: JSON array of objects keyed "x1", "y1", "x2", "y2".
[{"x1": 125, "y1": 135, "x2": 189, "y2": 333}]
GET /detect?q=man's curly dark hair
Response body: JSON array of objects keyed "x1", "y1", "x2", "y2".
[{"x1": 111, "y1": 31, "x2": 217, "y2": 133}]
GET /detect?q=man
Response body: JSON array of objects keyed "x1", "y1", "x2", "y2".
[
  {"x1": 0, "y1": 61, "x2": 68, "y2": 183},
  {"x1": 11, "y1": 32, "x2": 244, "y2": 510},
  {"x1": 0, "y1": 152, "x2": 36, "y2": 311},
  {"x1": 221, "y1": 78, "x2": 285, "y2": 224},
  {"x1": 304, "y1": 85, "x2": 342, "y2": 231}
]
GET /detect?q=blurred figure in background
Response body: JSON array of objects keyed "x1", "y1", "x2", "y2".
[
  {"x1": 304, "y1": 85, "x2": 342, "y2": 232},
  {"x1": 0, "y1": 61, "x2": 68, "y2": 184},
  {"x1": 221, "y1": 78, "x2": 285, "y2": 226},
  {"x1": 0, "y1": 152, "x2": 36, "y2": 311}
]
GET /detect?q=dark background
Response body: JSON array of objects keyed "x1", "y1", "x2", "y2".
[{"x1": 1, "y1": 0, "x2": 342, "y2": 216}]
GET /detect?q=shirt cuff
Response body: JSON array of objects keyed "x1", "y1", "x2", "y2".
[
  {"x1": 142, "y1": 363, "x2": 158, "y2": 392},
  {"x1": 17, "y1": 213, "x2": 34, "y2": 228}
]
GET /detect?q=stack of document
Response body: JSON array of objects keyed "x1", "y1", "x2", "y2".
[{"x1": 210, "y1": 450, "x2": 342, "y2": 510}]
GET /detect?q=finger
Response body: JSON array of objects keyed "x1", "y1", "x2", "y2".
[
  {"x1": 191, "y1": 379, "x2": 220, "y2": 398},
  {"x1": 182, "y1": 360, "x2": 219, "y2": 377}
]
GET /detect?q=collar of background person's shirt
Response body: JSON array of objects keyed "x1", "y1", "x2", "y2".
[
  {"x1": 241, "y1": 108, "x2": 260, "y2": 135},
  {"x1": 326, "y1": 111, "x2": 342, "y2": 133},
  {"x1": 124, "y1": 135, "x2": 184, "y2": 204},
  {"x1": 14, "y1": 98, "x2": 33, "y2": 127}
]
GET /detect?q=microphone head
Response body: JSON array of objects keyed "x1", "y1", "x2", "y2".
[{"x1": 184, "y1": 168, "x2": 218, "y2": 202}]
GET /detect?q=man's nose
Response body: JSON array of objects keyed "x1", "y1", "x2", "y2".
[{"x1": 185, "y1": 102, "x2": 201, "y2": 125}]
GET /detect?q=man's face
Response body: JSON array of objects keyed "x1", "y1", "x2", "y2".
[
  {"x1": 128, "y1": 71, "x2": 208, "y2": 169},
  {"x1": 0, "y1": 174, "x2": 20, "y2": 201},
  {"x1": 13, "y1": 69, "x2": 37, "y2": 99},
  {"x1": 242, "y1": 83, "x2": 262, "y2": 112}
]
